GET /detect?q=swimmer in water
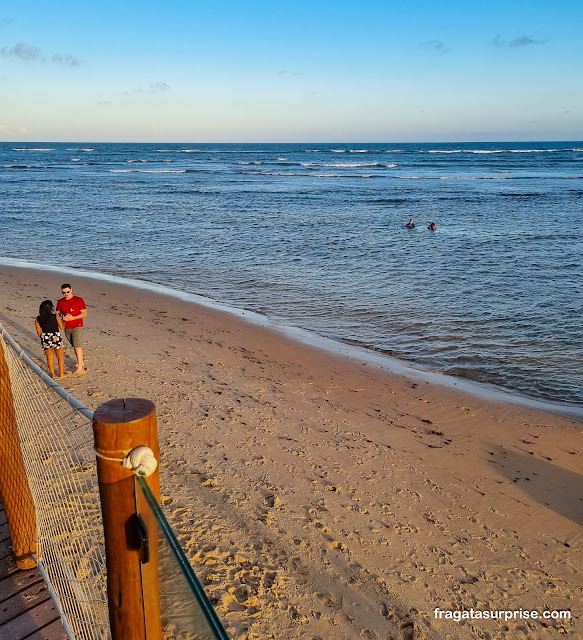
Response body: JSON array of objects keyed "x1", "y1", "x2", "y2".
[
  {"x1": 405, "y1": 219, "x2": 415, "y2": 229},
  {"x1": 428, "y1": 222, "x2": 437, "y2": 231}
]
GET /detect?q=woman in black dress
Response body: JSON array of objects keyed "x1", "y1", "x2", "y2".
[{"x1": 35, "y1": 300, "x2": 67, "y2": 379}]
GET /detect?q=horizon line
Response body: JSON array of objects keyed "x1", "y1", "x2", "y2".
[{"x1": 2, "y1": 139, "x2": 583, "y2": 145}]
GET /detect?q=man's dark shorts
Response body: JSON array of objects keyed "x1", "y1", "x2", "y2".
[{"x1": 65, "y1": 327, "x2": 83, "y2": 349}]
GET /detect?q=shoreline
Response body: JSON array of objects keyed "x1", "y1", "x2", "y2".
[
  {"x1": 1, "y1": 256, "x2": 581, "y2": 422},
  {"x1": 1, "y1": 262, "x2": 581, "y2": 639}
]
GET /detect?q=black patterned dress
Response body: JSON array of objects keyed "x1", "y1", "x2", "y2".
[{"x1": 37, "y1": 314, "x2": 64, "y2": 350}]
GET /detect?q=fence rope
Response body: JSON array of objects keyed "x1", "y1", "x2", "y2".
[{"x1": 0, "y1": 324, "x2": 110, "y2": 640}]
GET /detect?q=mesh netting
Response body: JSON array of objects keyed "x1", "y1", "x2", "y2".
[{"x1": 0, "y1": 324, "x2": 110, "y2": 640}]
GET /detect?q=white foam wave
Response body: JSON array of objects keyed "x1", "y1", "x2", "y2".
[
  {"x1": 397, "y1": 175, "x2": 508, "y2": 181},
  {"x1": 426, "y1": 147, "x2": 576, "y2": 155},
  {"x1": 509, "y1": 149, "x2": 559, "y2": 153},
  {"x1": 13, "y1": 148, "x2": 54, "y2": 152},
  {"x1": 313, "y1": 174, "x2": 347, "y2": 178},
  {"x1": 301, "y1": 162, "x2": 397, "y2": 169},
  {"x1": 109, "y1": 169, "x2": 187, "y2": 174},
  {"x1": 141, "y1": 169, "x2": 186, "y2": 173},
  {"x1": 243, "y1": 170, "x2": 373, "y2": 179},
  {"x1": 327, "y1": 162, "x2": 381, "y2": 168}
]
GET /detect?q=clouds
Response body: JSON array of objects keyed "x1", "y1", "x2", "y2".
[
  {"x1": 0, "y1": 17, "x2": 15, "y2": 32},
  {"x1": 129, "y1": 82, "x2": 171, "y2": 94},
  {"x1": 278, "y1": 69, "x2": 303, "y2": 78},
  {"x1": 1, "y1": 41, "x2": 41, "y2": 61},
  {"x1": 419, "y1": 40, "x2": 450, "y2": 55},
  {"x1": 418, "y1": 33, "x2": 547, "y2": 56},
  {"x1": 492, "y1": 35, "x2": 546, "y2": 48},
  {"x1": 0, "y1": 41, "x2": 80, "y2": 66},
  {"x1": 51, "y1": 53, "x2": 81, "y2": 67}
]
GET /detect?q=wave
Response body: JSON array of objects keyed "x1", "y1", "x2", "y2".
[
  {"x1": 427, "y1": 150, "x2": 464, "y2": 154},
  {"x1": 109, "y1": 169, "x2": 187, "y2": 174},
  {"x1": 397, "y1": 175, "x2": 508, "y2": 181},
  {"x1": 368, "y1": 198, "x2": 408, "y2": 204},
  {"x1": 156, "y1": 149, "x2": 201, "y2": 153},
  {"x1": 301, "y1": 162, "x2": 397, "y2": 169},
  {"x1": 426, "y1": 147, "x2": 582, "y2": 155},
  {"x1": 242, "y1": 171, "x2": 377, "y2": 179},
  {"x1": 13, "y1": 148, "x2": 54, "y2": 152}
]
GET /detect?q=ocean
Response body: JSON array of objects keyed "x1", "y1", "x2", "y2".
[{"x1": 1, "y1": 141, "x2": 582, "y2": 414}]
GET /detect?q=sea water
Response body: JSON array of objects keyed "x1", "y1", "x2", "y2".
[{"x1": 1, "y1": 142, "x2": 582, "y2": 412}]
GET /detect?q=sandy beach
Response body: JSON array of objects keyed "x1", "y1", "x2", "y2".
[{"x1": 1, "y1": 264, "x2": 581, "y2": 640}]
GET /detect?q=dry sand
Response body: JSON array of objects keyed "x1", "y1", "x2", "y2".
[{"x1": 1, "y1": 264, "x2": 581, "y2": 640}]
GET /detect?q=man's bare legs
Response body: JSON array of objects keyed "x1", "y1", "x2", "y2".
[{"x1": 74, "y1": 347, "x2": 86, "y2": 374}]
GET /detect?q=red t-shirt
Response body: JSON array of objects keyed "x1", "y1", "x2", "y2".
[{"x1": 56, "y1": 296, "x2": 86, "y2": 329}]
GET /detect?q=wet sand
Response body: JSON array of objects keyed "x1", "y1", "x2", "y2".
[{"x1": 1, "y1": 264, "x2": 581, "y2": 639}]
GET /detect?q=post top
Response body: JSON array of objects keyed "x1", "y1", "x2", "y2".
[{"x1": 93, "y1": 398, "x2": 156, "y2": 424}]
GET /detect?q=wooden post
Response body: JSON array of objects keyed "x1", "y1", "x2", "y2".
[
  {"x1": 93, "y1": 398, "x2": 162, "y2": 640},
  {"x1": 0, "y1": 338, "x2": 37, "y2": 570}
]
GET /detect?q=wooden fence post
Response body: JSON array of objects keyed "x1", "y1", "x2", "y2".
[
  {"x1": 0, "y1": 338, "x2": 37, "y2": 569},
  {"x1": 93, "y1": 398, "x2": 162, "y2": 640}
]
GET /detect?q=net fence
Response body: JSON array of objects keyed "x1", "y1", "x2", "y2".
[{"x1": 0, "y1": 324, "x2": 110, "y2": 640}]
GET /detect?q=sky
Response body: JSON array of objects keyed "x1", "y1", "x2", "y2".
[{"x1": 0, "y1": 0, "x2": 582, "y2": 142}]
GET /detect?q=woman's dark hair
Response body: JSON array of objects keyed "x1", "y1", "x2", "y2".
[{"x1": 38, "y1": 300, "x2": 54, "y2": 323}]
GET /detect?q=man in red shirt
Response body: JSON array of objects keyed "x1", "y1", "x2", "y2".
[{"x1": 56, "y1": 283, "x2": 87, "y2": 374}]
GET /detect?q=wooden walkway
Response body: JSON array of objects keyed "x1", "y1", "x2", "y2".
[{"x1": 0, "y1": 506, "x2": 67, "y2": 640}]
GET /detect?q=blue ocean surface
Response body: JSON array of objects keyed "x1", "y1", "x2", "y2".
[{"x1": 1, "y1": 142, "x2": 582, "y2": 412}]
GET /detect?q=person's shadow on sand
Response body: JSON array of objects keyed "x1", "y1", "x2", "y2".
[{"x1": 490, "y1": 445, "x2": 583, "y2": 527}]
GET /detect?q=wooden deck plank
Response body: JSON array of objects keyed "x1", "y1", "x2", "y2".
[
  {"x1": 0, "y1": 598, "x2": 61, "y2": 640},
  {"x1": 0, "y1": 579, "x2": 52, "y2": 625},
  {"x1": 0, "y1": 504, "x2": 67, "y2": 640},
  {"x1": 20, "y1": 618, "x2": 68, "y2": 640},
  {"x1": 0, "y1": 569, "x2": 44, "y2": 605},
  {"x1": 0, "y1": 525, "x2": 12, "y2": 562},
  {"x1": 0, "y1": 553, "x2": 19, "y2": 579}
]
